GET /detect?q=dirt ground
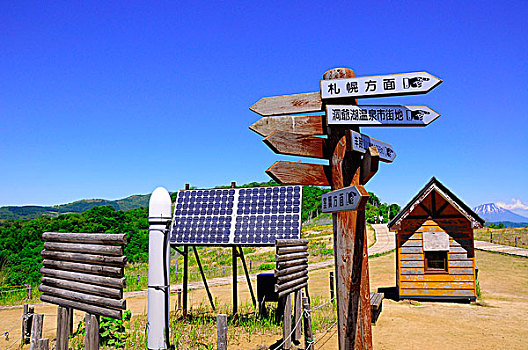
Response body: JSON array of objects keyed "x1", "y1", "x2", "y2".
[{"x1": 1, "y1": 250, "x2": 527, "y2": 349}]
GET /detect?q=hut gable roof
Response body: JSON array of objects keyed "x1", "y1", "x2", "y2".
[{"x1": 388, "y1": 177, "x2": 485, "y2": 231}]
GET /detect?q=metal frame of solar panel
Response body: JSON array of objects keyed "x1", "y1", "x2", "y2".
[{"x1": 170, "y1": 185, "x2": 302, "y2": 246}]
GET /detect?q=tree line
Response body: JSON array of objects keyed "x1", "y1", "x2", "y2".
[{"x1": 0, "y1": 182, "x2": 399, "y2": 286}]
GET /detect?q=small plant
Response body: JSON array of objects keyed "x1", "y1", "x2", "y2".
[
  {"x1": 258, "y1": 263, "x2": 275, "y2": 271},
  {"x1": 70, "y1": 310, "x2": 132, "y2": 348},
  {"x1": 100, "y1": 310, "x2": 132, "y2": 347}
]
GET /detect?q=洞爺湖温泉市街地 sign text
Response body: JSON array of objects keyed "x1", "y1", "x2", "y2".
[{"x1": 326, "y1": 105, "x2": 440, "y2": 126}]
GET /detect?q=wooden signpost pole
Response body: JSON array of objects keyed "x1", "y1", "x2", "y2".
[
  {"x1": 251, "y1": 66, "x2": 441, "y2": 349},
  {"x1": 323, "y1": 68, "x2": 373, "y2": 349}
]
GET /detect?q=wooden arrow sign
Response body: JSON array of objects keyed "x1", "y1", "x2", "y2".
[
  {"x1": 266, "y1": 161, "x2": 329, "y2": 186},
  {"x1": 264, "y1": 130, "x2": 326, "y2": 159},
  {"x1": 249, "y1": 114, "x2": 325, "y2": 137},
  {"x1": 326, "y1": 105, "x2": 440, "y2": 126},
  {"x1": 346, "y1": 130, "x2": 396, "y2": 163},
  {"x1": 321, "y1": 185, "x2": 369, "y2": 213},
  {"x1": 250, "y1": 92, "x2": 322, "y2": 116},
  {"x1": 321, "y1": 72, "x2": 442, "y2": 99}
]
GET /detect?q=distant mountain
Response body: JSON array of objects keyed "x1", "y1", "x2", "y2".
[
  {"x1": 0, "y1": 194, "x2": 151, "y2": 220},
  {"x1": 473, "y1": 203, "x2": 528, "y2": 225}
]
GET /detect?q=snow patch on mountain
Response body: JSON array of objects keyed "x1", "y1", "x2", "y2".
[{"x1": 473, "y1": 203, "x2": 528, "y2": 223}]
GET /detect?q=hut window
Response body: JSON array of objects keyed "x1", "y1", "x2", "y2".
[{"x1": 425, "y1": 251, "x2": 448, "y2": 272}]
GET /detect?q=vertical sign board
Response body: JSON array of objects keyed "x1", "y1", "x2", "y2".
[
  {"x1": 321, "y1": 72, "x2": 442, "y2": 99},
  {"x1": 322, "y1": 185, "x2": 369, "y2": 213}
]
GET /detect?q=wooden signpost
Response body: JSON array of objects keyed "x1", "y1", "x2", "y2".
[{"x1": 250, "y1": 67, "x2": 441, "y2": 349}]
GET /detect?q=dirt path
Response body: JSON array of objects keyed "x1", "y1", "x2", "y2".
[
  {"x1": 2, "y1": 234, "x2": 527, "y2": 349},
  {"x1": 474, "y1": 240, "x2": 528, "y2": 257}
]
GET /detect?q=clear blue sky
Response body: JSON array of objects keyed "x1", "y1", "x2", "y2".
[{"x1": 1, "y1": 1, "x2": 527, "y2": 214}]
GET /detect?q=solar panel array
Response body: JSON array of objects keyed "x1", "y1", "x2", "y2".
[{"x1": 170, "y1": 186, "x2": 302, "y2": 246}]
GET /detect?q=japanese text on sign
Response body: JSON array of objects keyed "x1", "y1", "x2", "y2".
[
  {"x1": 322, "y1": 186, "x2": 367, "y2": 213},
  {"x1": 326, "y1": 105, "x2": 440, "y2": 126},
  {"x1": 321, "y1": 72, "x2": 442, "y2": 99},
  {"x1": 349, "y1": 130, "x2": 396, "y2": 163}
]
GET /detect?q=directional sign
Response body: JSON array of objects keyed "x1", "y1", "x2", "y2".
[
  {"x1": 321, "y1": 72, "x2": 442, "y2": 99},
  {"x1": 322, "y1": 185, "x2": 369, "y2": 213},
  {"x1": 249, "y1": 114, "x2": 325, "y2": 137},
  {"x1": 346, "y1": 130, "x2": 396, "y2": 163},
  {"x1": 326, "y1": 105, "x2": 440, "y2": 126},
  {"x1": 250, "y1": 92, "x2": 322, "y2": 116},
  {"x1": 266, "y1": 161, "x2": 329, "y2": 186},
  {"x1": 264, "y1": 130, "x2": 326, "y2": 158}
]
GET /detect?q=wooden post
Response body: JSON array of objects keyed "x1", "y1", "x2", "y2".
[
  {"x1": 67, "y1": 307, "x2": 73, "y2": 336},
  {"x1": 22, "y1": 304, "x2": 30, "y2": 344},
  {"x1": 177, "y1": 289, "x2": 182, "y2": 311},
  {"x1": 56, "y1": 306, "x2": 69, "y2": 350},
  {"x1": 283, "y1": 293, "x2": 292, "y2": 350},
  {"x1": 302, "y1": 296, "x2": 314, "y2": 350},
  {"x1": 30, "y1": 314, "x2": 44, "y2": 350},
  {"x1": 324, "y1": 68, "x2": 373, "y2": 349},
  {"x1": 37, "y1": 338, "x2": 50, "y2": 350},
  {"x1": 193, "y1": 246, "x2": 215, "y2": 310},
  {"x1": 183, "y1": 245, "x2": 189, "y2": 319},
  {"x1": 238, "y1": 245, "x2": 257, "y2": 308},
  {"x1": 27, "y1": 284, "x2": 33, "y2": 299},
  {"x1": 330, "y1": 271, "x2": 335, "y2": 303},
  {"x1": 216, "y1": 314, "x2": 227, "y2": 350},
  {"x1": 85, "y1": 313, "x2": 99, "y2": 350},
  {"x1": 293, "y1": 290, "x2": 302, "y2": 343}
]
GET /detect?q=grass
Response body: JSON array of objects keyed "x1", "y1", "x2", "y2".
[
  {"x1": 66, "y1": 296, "x2": 337, "y2": 349},
  {"x1": 0, "y1": 285, "x2": 42, "y2": 306},
  {"x1": 474, "y1": 227, "x2": 528, "y2": 249}
]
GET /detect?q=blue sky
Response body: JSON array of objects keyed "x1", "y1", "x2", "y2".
[{"x1": 1, "y1": 1, "x2": 527, "y2": 215}]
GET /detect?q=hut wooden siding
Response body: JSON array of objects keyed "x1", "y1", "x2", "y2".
[{"x1": 390, "y1": 178, "x2": 484, "y2": 301}]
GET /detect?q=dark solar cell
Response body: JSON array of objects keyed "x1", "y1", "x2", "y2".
[{"x1": 170, "y1": 186, "x2": 302, "y2": 246}]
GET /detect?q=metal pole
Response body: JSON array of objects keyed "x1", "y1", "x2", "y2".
[
  {"x1": 147, "y1": 187, "x2": 172, "y2": 349},
  {"x1": 232, "y1": 246, "x2": 238, "y2": 318}
]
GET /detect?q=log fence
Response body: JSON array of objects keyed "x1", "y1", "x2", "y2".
[{"x1": 39, "y1": 232, "x2": 127, "y2": 350}]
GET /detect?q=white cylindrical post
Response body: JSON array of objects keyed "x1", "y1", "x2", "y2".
[{"x1": 148, "y1": 187, "x2": 172, "y2": 350}]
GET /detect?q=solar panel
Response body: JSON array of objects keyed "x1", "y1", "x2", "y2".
[{"x1": 170, "y1": 186, "x2": 302, "y2": 246}]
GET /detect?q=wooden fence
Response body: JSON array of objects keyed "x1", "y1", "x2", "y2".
[{"x1": 39, "y1": 232, "x2": 127, "y2": 350}]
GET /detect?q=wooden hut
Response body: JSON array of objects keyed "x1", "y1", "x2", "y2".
[{"x1": 388, "y1": 177, "x2": 484, "y2": 301}]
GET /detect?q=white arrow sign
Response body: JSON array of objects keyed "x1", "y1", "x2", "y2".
[
  {"x1": 327, "y1": 105, "x2": 440, "y2": 126},
  {"x1": 322, "y1": 185, "x2": 369, "y2": 213},
  {"x1": 348, "y1": 130, "x2": 396, "y2": 163},
  {"x1": 321, "y1": 72, "x2": 442, "y2": 99}
]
